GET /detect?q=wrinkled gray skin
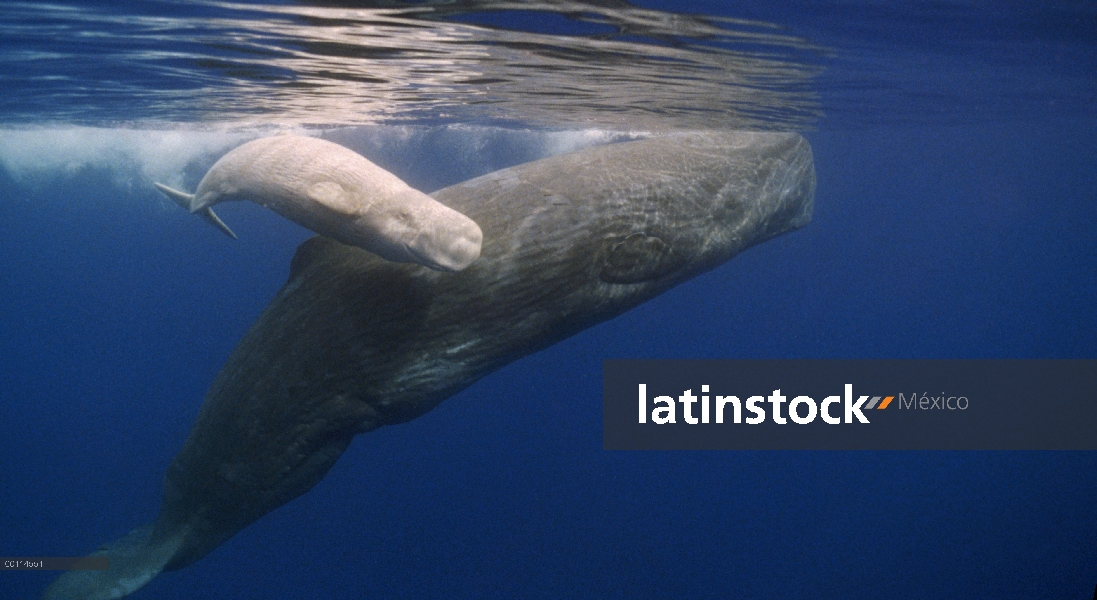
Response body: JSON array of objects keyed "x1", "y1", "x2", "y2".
[{"x1": 44, "y1": 131, "x2": 814, "y2": 600}]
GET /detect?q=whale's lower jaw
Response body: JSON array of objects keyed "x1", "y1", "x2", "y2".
[{"x1": 46, "y1": 131, "x2": 814, "y2": 599}]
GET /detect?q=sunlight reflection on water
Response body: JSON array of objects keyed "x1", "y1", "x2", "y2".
[{"x1": 0, "y1": 0, "x2": 825, "y2": 129}]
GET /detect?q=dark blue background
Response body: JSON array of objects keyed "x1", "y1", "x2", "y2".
[{"x1": 2, "y1": 2, "x2": 1097, "y2": 599}]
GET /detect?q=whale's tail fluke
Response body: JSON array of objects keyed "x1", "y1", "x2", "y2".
[
  {"x1": 154, "y1": 182, "x2": 238, "y2": 240},
  {"x1": 41, "y1": 522, "x2": 185, "y2": 600}
]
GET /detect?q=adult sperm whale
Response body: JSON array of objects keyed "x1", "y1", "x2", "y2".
[
  {"x1": 44, "y1": 131, "x2": 815, "y2": 599},
  {"x1": 155, "y1": 134, "x2": 483, "y2": 272}
]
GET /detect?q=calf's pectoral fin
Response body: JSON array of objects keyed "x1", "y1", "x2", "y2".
[{"x1": 306, "y1": 181, "x2": 356, "y2": 215}]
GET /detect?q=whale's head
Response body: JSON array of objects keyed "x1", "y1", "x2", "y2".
[
  {"x1": 401, "y1": 205, "x2": 483, "y2": 273},
  {"x1": 352, "y1": 189, "x2": 483, "y2": 272}
]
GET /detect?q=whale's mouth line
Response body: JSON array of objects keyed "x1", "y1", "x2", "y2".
[{"x1": 404, "y1": 241, "x2": 455, "y2": 273}]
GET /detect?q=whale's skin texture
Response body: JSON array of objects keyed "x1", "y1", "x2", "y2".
[
  {"x1": 191, "y1": 134, "x2": 482, "y2": 272},
  {"x1": 43, "y1": 131, "x2": 814, "y2": 599}
]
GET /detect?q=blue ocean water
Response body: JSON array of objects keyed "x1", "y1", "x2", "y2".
[{"x1": 2, "y1": 1, "x2": 1096, "y2": 599}]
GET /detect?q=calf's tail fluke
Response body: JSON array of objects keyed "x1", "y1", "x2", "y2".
[
  {"x1": 154, "y1": 182, "x2": 237, "y2": 240},
  {"x1": 41, "y1": 523, "x2": 184, "y2": 600}
]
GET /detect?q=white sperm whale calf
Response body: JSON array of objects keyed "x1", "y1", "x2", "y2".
[{"x1": 155, "y1": 135, "x2": 483, "y2": 272}]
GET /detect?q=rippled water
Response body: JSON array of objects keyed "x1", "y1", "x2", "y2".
[
  {"x1": 4, "y1": 1, "x2": 1092, "y2": 130},
  {"x1": 0, "y1": 0, "x2": 825, "y2": 129}
]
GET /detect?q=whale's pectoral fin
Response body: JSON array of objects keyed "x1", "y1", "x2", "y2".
[
  {"x1": 154, "y1": 182, "x2": 237, "y2": 240},
  {"x1": 41, "y1": 523, "x2": 184, "y2": 600}
]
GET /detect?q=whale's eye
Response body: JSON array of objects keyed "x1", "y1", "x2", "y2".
[{"x1": 599, "y1": 232, "x2": 684, "y2": 284}]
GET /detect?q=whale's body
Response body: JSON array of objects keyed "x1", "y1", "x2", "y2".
[
  {"x1": 45, "y1": 131, "x2": 815, "y2": 599},
  {"x1": 156, "y1": 135, "x2": 483, "y2": 272}
]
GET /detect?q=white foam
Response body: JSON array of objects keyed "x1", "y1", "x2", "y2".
[
  {"x1": 0, "y1": 126, "x2": 271, "y2": 191},
  {"x1": 0, "y1": 125, "x2": 645, "y2": 195},
  {"x1": 537, "y1": 129, "x2": 650, "y2": 158}
]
